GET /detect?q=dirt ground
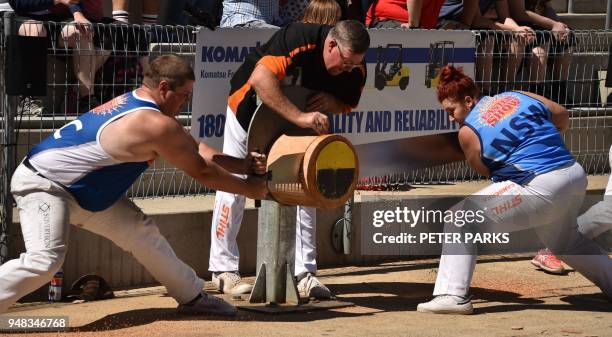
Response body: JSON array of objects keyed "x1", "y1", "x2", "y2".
[{"x1": 2, "y1": 255, "x2": 611, "y2": 337}]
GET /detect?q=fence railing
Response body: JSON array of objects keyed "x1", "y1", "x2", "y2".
[{"x1": 1, "y1": 17, "x2": 611, "y2": 259}]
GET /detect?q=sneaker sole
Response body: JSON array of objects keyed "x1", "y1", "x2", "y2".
[
  {"x1": 416, "y1": 305, "x2": 473, "y2": 315},
  {"x1": 230, "y1": 283, "x2": 254, "y2": 295},
  {"x1": 531, "y1": 259, "x2": 564, "y2": 274}
]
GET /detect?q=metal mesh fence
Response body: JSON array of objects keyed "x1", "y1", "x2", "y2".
[
  {"x1": 357, "y1": 29, "x2": 612, "y2": 188},
  {"x1": 2, "y1": 20, "x2": 611, "y2": 196},
  {"x1": 0, "y1": 13, "x2": 8, "y2": 264},
  {"x1": 8, "y1": 19, "x2": 209, "y2": 199}
]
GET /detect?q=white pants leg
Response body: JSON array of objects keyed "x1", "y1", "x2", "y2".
[
  {"x1": 1, "y1": 165, "x2": 205, "y2": 313},
  {"x1": 295, "y1": 206, "x2": 317, "y2": 276},
  {"x1": 0, "y1": 165, "x2": 70, "y2": 313},
  {"x1": 209, "y1": 107, "x2": 247, "y2": 273},
  {"x1": 576, "y1": 145, "x2": 612, "y2": 239},
  {"x1": 433, "y1": 162, "x2": 612, "y2": 298},
  {"x1": 76, "y1": 197, "x2": 204, "y2": 304}
]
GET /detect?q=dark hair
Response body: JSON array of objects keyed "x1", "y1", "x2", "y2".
[
  {"x1": 143, "y1": 55, "x2": 195, "y2": 89},
  {"x1": 436, "y1": 65, "x2": 480, "y2": 103},
  {"x1": 329, "y1": 20, "x2": 370, "y2": 54}
]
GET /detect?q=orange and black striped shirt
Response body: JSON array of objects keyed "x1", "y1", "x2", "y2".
[{"x1": 228, "y1": 22, "x2": 367, "y2": 131}]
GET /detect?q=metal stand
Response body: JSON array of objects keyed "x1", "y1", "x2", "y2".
[
  {"x1": 240, "y1": 200, "x2": 351, "y2": 314},
  {"x1": 248, "y1": 200, "x2": 300, "y2": 305}
]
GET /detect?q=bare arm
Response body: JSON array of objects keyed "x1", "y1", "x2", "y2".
[
  {"x1": 249, "y1": 64, "x2": 329, "y2": 134},
  {"x1": 198, "y1": 143, "x2": 266, "y2": 175},
  {"x1": 464, "y1": 0, "x2": 516, "y2": 30},
  {"x1": 458, "y1": 126, "x2": 490, "y2": 176},
  {"x1": 543, "y1": 2, "x2": 561, "y2": 22},
  {"x1": 492, "y1": 0, "x2": 511, "y2": 23},
  {"x1": 406, "y1": 0, "x2": 423, "y2": 28},
  {"x1": 152, "y1": 118, "x2": 267, "y2": 199},
  {"x1": 524, "y1": 10, "x2": 557, "y2": 29},
  {"x1": 507, "y1": 0, "x2": 532, "y2": 23},
  {"x1": 517, "y1": 91, "x2": 570, "y2": 133}
]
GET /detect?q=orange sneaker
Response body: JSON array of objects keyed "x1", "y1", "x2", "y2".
[{"x1": 531, "y1": 249, "x2": 565, "y2": 274}]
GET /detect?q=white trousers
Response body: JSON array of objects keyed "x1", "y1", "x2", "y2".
[
  {"x1": 0, "y1": 164, "x2": 204, "y2": 313},
  {"x1": 209, "y1": 107, "x2": 317, "y2": 276},
  {"x1": 433, "y1": 162, "x2": 612, "y2": 298},
  {"x1": 576, "y1": 145, "x2": 612, "y2": 239}
]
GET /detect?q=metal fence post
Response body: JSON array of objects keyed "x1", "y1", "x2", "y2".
[
  {"x1": 1, "y1": 11, "x2": 16, "y2": 265},
  {"x1": 607, "y1": 0, "x2": 612, "y2": 30}
]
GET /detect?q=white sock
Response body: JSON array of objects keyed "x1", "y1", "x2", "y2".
[
  {"x1": 142, "y1": 14, "x2": 158, "y2": 25},
  {"x1": 112, "y1": 10, "x2": 129, "y2": 23}
]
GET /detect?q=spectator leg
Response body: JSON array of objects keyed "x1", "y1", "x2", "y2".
[
  {"x1": 143, "y1": 0, "x2": 160, "y2": 24},
  {"x1": 18, "y1": 20, "x2": 46, "y2": 38},
  {"x1": 529, "y1": 44, "x2": 549, "y2": 83},
  {"x1": 112, "y1": 0, "x2": 130, "y2": 23},
  {"x1": 60, "y1": 24, "x2": 110, "y2": 108},
  {"x1": 476, "y1": 35, "x2": 494, "y2": 95},
  {"x1": 552, "y1": 46, "x2": 572, "y2": 81},
  {"x1": 551, "y1": 46, "x2": 573, "y2": 104},
  {"x1": 503, "y1": 37, "x2": 525, "y2": 88}
]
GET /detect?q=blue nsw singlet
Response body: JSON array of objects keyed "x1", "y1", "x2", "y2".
[
  {"x1": 27, "y1": 90, "x2": 160, "y2": 211},
  {"x1": 463, "y1": 91, "x2": 575, "y2": 185}
]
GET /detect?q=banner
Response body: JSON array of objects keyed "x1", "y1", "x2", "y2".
[{"x1": 193, "y1": 28, "x2": 476, "y2": 176}]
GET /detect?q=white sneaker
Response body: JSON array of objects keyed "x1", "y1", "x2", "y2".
[
  {"x1": 417, "y1": 295, "x2": 473, "y2": 314},
  {"x1": 177, "y1": 292, "x2": 237, "y2": 316},
  {"x1": 211, "y1": 272, "x2": 253, "y2": 295},
  {"x1": 297, "y1": 273, "x2": 331, "y2": 299}
]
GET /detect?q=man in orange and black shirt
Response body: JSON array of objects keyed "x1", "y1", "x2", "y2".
[{"x1": 209, "y1": 20, "x2": 369, "y2": 298}]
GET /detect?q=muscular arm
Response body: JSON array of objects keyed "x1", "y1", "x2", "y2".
[
  {"x1": 198, "y1": 143, "x2": 265, "y2": 176},
  {"x1": 458, "y1": 126, "x2": 490, "y2": 177},
  {"x1": 517, "y1": 91, "x2": 570, "y2": 133},
  {"x1": 102, "y1": 110, "x2": 264, "y2": 199},
  {"x1": 153, "y1": 120, "x2": 265, "y2": 198},
  {"x1": 249, "y1": 64, "x2": 305, "y2": 126},
  {"x1": 249, "y1": 64, "x2": 329, "y2": 133}
]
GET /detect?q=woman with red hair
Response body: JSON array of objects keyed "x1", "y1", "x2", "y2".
[{"x1": 417, "y1": 65, "x2": 612, "y2": 314}]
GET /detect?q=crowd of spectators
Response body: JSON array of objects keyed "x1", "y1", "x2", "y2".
[{"x1": 1, "y1": 0, "x2": 576, "y2": 116}]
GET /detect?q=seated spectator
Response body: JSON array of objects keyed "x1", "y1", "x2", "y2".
[
  {"x1": 220, "y1": 0, "x2": 282, "y2": 28},
  {"x1": 11, "y1": 0, "x2": 110, "y2": 115},
  {"x1": 281, "y1": 0, "x2": 349, "y2": 26},
  {"x1": 438, "y1": 0, "x2": 535, "y2": 94},
  {"x1": 366, "y1": 0, "x2": 445, "y2": 29},
  {"x1": 303, "y1": 0, "x2": 342, "y2": 25},
  {"x1": 112, "y1": 0, "x2": 159, "y2": 25},
  {"x1": 508, "y1": 0, "x2": 573, "y2": 104}
]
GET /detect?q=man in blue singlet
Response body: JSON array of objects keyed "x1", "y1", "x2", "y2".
[
  {"x1": 0, "y1": 55, "x2": 267, "y2": 315},
  {"x1": 417, "y1": 65, "x2": 612, "y2": 315}
]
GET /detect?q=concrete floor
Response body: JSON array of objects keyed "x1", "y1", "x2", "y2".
[{"x1": 3, "y1": 255, "x2": 610, "y2": 337}]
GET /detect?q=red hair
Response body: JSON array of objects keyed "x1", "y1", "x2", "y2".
[{"x1": 436, "y1": 65, "x2": 480, "y2": 103}]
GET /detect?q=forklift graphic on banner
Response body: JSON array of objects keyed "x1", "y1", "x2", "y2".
[
  {"x1": 425, "y1": 41, "x2": 455, "y2": 89},
  {"x1": 374, "y1": 44, "x2": 410, "y2": 91}
]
